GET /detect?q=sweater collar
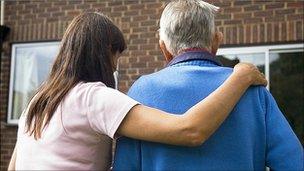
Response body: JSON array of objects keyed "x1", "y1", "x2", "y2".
[{"x1": 166, "y1": 49, "x2": 222, "y2": 67}]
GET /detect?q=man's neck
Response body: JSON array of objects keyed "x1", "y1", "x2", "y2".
[
  {"x1": 166, "y1": 48, "x2": 222, "y2": 67},
  {"x1": 177, "y1": 47, "x2": 213, "y2": 56}
]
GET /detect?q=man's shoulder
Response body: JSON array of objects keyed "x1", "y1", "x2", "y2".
[
  {"x1": 127, "y1": 66, "x2": 233, "y2": 99},
  {"x1": 128, "y1": 71, "x2": 164, "y2": 95},
  {"x1": 127, "y1": 67, "x2": 180, "y2": 102},
  {"x1": 132, "y1": 65, "x2": 233, "y2": 84}
]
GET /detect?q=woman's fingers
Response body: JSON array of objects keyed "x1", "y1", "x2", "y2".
[
  {"x1": 233, "y1": 62, "x2": 268, "y2": 87},
  {"x1": 252, "y1": 69, "x2": 268, "y2": 86}
]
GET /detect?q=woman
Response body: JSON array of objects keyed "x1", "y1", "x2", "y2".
[{"x1": 8, "y1": 12, "x2": 266, "y2": 170}]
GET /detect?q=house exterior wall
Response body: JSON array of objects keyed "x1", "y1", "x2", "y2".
[{"x1": 0, "y1": 0, "x2": 303, "y2": 170}]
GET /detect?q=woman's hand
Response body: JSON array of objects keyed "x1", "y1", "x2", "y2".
[{"x1": 233, "y1": 62, "x2": 268, "y2": 87}]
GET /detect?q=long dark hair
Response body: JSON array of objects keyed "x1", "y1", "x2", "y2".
[{"x1": 26, "y1": 12, "x2": 126, "y2": 139}]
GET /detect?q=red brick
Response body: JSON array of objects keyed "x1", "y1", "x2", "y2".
[
  {"x1": 148, "y1": 50, "x2": 162, "y2": 56},
  {"x1": 124, "y1": 0, "x2": 139, "y2": 5},
  {"x1": 113, "y1": 5, "x2": 128, "y2": 12},
  {"x1": 274, "y1": 23, "x2": 280, "y2": 41},
  {"x1": 244, "y1": 18, "x2": 263, "y2": 24},
  {"x1": 266, "y1": 3, "x2": 285, "y2": 10},
  {"x1": 226, "y1": 27, "x2": 232, "y2": 44},
  {"x1": 32, "y1": 7, "x2": 45, "y2": 13},
  {"x1": 138, "y1": 68, "x2": 155, "y2": 75},
  {"x1": 145, "y1": 3, "x2": 162, "y2": 9},
  {"x1": 234, "y1": 13, "x2": 252, "y2": 19},
  {"x1": 265, "y1": 17, "x2": 286, "y2": 22},
  {"x1": 267, "y1": 23, "x2": 273, "y2": 42},
  {"x1": 140, "y1": 21, "x2": 156, "y2": 27},
  {"x1": 245, "y1": 24, "x2": 252, "y2": 43},
  {"x1": 140, "y1": 32, "x2": 156, "y2": 39},
  {"x1": 147, "y1": 61, "x2": 164, "y2": 68},
  {"x1": 61, "y1": 5, "x2": 75, "y2": 11},
  {"x1": 238, "y1": 26, "x2": 244, "y2": 44},
  {"x1": 287, "y1": 14, "x2": 304, "y2": 20},
  {"x1": 53, "y1": 1, "x2": 67, "y2": 6},
  {"x1": 259, "y1": 24, "x2": 265, "y2": 42},
  {"x1": 131, "y1": 62, "x2": 147, "y2": 68},
  {"x1": 234, "y1": 0, "x2": 251, "y2": 6},
  {"x1": 296, "y1": 21, "x2": 303, "y2": 40},
  {"x1": 244, "y1": 5, "x2": 263, "y2": 11},
  {"x1": 52, "y1": 12, "x2": 65, "y2": 18},
  {"x1": 232, "y1": 26, "x2": 237, "y2": 44},
  {"x1": 124, "y1": 10, "x2": 139, "y2": 16},
  {"x1": 253, "y1": 0, "x2": 272, "y2": 5},
  {"x1": 132, "y1": 27, "x2": 148, "y2": 33},
  {"x1": 254, "y1": 11, "x2": 274, "y2": 18},
  {"x1": 287, "y1": 21, "x2": 295, "y2": 41},
  {"x1": 287, "y1": 2, "x2": 304, "y2": 8},
  {"x1": 24, "y1": 3, "x2": 38, "y2": 9},
  {"x1": 281, "y1": 22, "x2": 287, "y2": 41},
  {"x1": 133, "y1": 15, "x2": 148, "y2": 22},
  {"x1": 224, "y1": 7, "x2": 243, "y2": 13},
  {"x1": 216, "y1": 14, "x2": 232, "y2": 20},
  {"x1": 67, "y1": 10, "x2": 81, "y2": 17},
  {"x1": 39, "y1": 2, "x2": 53, "y2": 8},
  {"x1": 141, "y1": 9, "x2": 157, "y2": 15},
  {"x1": 224, "y1": 20, "x2": 242, "y2": 25},
  {"x1": 76, "y1": 4, "x2": 91, "y2": 10},
  {"x1": 275, "y1": 9, "x2": 296, "y2": 15},
  {"x1": 68, "y1": 1, "x2": 82, "y2": 5},
  {"x1": 108, "y1": 1, "x2": 123, "y2": 6},
  {"x1": 130, "y1": 50, "x2": 147, "y2": 56},
  {"x1": 130, "y1": 4, "x2": 145, "y2": 10},
  {"x1": 138, "y1": 55, "x2": 155, "y2": 62}
]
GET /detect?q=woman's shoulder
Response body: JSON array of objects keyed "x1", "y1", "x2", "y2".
[
  {"x1": 72, "y1": 81, "x2": 108, "y2": 96},
  {"x1": 76, "y1": 81, "x2": 107, "y2": 89},
  {"x1": 69, "y1": 81, "x2": 121, "y2": 107}
]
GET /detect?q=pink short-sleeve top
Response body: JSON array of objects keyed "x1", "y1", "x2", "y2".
[{"x1": 15, "y1": 82, "x2": 138, "y2": 170}]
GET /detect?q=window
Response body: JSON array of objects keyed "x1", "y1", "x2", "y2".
[
  {"x1": 8, "y1": 42, "x2": 60, "y2": 124},
  {"x1": 217, "y1": 43, "x2": 304, "y2": 144}
]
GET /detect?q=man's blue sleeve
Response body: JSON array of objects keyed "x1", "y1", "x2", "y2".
[
  {"x1": 113, "y1": 137, "x2": 141, "y2": 170},
  {"x1": 113, "y1": 77, "x2": 150, "y2": 170},
  {"x1": 263, "y1": 89, "x2": 303, "y2": 170}
]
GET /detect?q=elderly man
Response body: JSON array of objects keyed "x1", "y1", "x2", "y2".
[{"x1": 113, "y1": 0, "x2": 303, "y2": 170}]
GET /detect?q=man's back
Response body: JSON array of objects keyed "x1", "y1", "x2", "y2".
[{"x1": 114, "y1": 52, "x2": 303, "y2": 170}]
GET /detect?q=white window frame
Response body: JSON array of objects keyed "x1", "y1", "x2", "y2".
[
  {"x1": 217, "y1": 43, "x2": 304, "y2": 90},
  {"x1": 8, "y1": 41, "x2": 60, "y2": 125}
]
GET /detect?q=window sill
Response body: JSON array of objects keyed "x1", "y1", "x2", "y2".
[{"x1": 1, "y1": 121, "x2": 18, "y2": 127}]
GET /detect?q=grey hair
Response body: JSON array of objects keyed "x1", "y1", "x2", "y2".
[{"x1": 159, "y1": 0, "x2": 219, "y2": 55}]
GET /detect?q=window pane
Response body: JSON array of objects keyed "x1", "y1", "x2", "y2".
[
  {"x1": 217, "y1": 53, "x2": 265, "y2": 73},
  {"x1": 11, "y1": 43, "x2": 59, "y2": 120},
  {"x1": 269, "y1": 51, "x2": 304, "y2": 144}
]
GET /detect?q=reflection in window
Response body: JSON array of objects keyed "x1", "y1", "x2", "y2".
[
  {"x1": 9, "y1": 42, "x2": 59, "y2": 123},
  {"x1": 217, "y1": 53, "x2": 265, "y2": 73},
  {"x1": 269, "y1": 51, "x2": 304, "y2": 144},
  {"x1": 217, "y1": 44, "x2": 304, "y2": 144}
]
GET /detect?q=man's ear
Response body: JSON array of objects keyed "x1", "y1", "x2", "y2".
[
  {"x1": 159, "y1": 40, "x2": 173, "y2": 63},
  {"x1": 211, "y1": 31, "x2": 223, "y2": 55}
]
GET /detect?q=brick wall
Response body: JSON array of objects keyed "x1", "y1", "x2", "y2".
[{"x1": 0, "y1": 0, "x2": 303, "y2": 170}]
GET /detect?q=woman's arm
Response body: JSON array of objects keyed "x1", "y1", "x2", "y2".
[
  {"x1": 8, "y1": 146, "x2": 16, "y2": 171},
  {"x1": 117, "y1": 63, "x2": 267, "y2": 146}
]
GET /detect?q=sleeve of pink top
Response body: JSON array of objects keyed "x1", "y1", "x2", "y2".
[{"x1": 86, "y1": 83, "x2": 139, "y2": 139}]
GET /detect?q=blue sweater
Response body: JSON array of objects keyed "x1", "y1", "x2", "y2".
[{"x1": 113, "y1": 51, "x2": 303, "y2": 171}]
